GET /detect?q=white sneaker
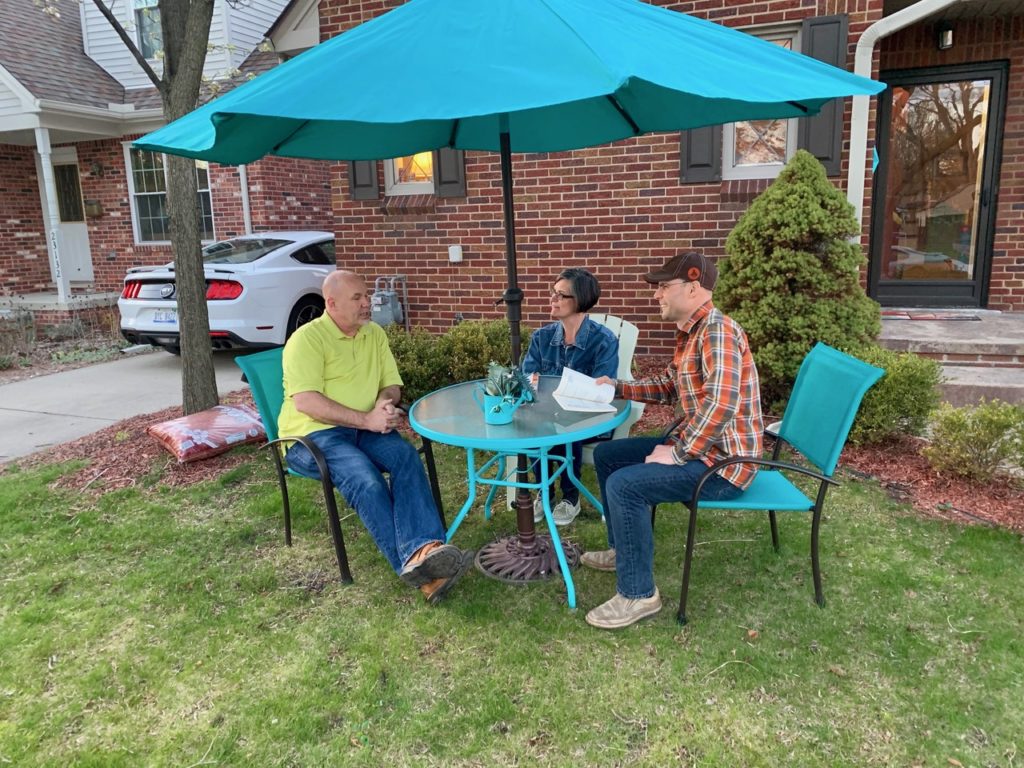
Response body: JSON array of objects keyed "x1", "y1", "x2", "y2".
[{"x1": 551, "y1": 498, "x2": 581, "y2": 526}]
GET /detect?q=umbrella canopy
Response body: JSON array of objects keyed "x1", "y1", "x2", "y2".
[
  {"x1": 136, "y1": 0, "x2": 884, "y2": 367},
  {"x1": 138, "y1": 0, "x2": 882, "y2": 164}
]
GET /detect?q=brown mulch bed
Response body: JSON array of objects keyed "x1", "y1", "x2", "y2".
[
  {"x1": 10, "y1": 389, "x2": 260, "y2": 494},
  {"x1": 3, "y1": 353, "x2": 1019, "y2": 536}
]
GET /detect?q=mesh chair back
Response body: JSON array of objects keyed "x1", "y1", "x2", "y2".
[
  {"x1": 775, "y1": 343, "x2": 884, "y2": 477},
  {"x1": 235, "y1": 347, "x2": 286, "y2": 443}
]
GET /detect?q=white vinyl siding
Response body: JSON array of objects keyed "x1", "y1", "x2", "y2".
[
  {"x1": 0, "y1": 80, "x2": 24, "y2": 114},
  {"x1": 81, "y1": 0, "x2": 287, "y2": 91}
]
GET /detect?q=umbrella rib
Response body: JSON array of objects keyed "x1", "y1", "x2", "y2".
[
  {"x1": 448, "y1": 119, "x2": 460, "y2": 148},
  {"x1": 271, "y1": 119, "x2": 313, "y2": 155},
  {"x1": 786, "y1": 100, "x2": 811, "y2": 114},
  {"x1": 604, "y1": 95, "x2": 641, "y2": 135}
]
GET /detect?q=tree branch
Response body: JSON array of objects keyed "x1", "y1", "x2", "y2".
[{"x1": 89, "y1": 0, "x2": 165, "y2": 93}]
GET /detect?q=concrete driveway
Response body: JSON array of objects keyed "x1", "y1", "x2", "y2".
[{"x1": 0, "y1": 349, "x2": 250, "y2": 463}]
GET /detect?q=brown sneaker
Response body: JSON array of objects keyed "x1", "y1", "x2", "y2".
[
  {"x1": 580, "y1": 548, "x2": 616, "y2": 572},
  {"x1": 585, "y1": 589, "x2": 662, "y2": 630},
  {"x1": 399, "y1": 541, "x2": 461, "y2": 587},
  {"x1": 420, "y1": 549, "x2": 475, "y2": 605}
]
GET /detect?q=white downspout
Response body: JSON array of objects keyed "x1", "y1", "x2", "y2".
[
  {"x1": 34, "y1": 127, "x2": 70, "y2": 304},
  {"x1": 238, "y1": 164, "x2": 253, "y2": 234},
  {"x1": 847, "y1": 0, "x2": 965, "y2": 242}
]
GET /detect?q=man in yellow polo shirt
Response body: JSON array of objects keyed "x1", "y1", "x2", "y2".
[{"x1": 280, "y1": 270, "x2": 473, "y2": 603}]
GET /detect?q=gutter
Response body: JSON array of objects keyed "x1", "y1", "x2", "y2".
[{"x1": 846, "y1": 0, "x2": 967, "y2": 240}]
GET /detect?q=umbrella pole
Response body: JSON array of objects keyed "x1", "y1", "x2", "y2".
[
  {"x1": 499, "y1": 131, "x2": 523, "y2": 367},
  {"x1": 474, "y1": 132, "x2": 582, "y2": 594},
  {"x1": 498, "y1": 131, "x2": 535, "y2": 549}
]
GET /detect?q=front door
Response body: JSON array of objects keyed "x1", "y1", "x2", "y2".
[
  {"x1": 52, "y1": 159, "x2": 94, "y2": 282},
  {"x1": 869, "y1": 61, "x2": 1008, "y2": 307}
]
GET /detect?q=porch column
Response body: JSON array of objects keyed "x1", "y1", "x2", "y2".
[{"x1": 34, "y1": 127, "x2": 70, "y2": 304}]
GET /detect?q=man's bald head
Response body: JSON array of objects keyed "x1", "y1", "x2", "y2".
[{"x1": 323, "y1": 270, "x2": 370, "y2": 336}]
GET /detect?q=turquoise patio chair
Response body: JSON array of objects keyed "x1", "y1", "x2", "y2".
[
  {"x1": 673, "y1": 343, "x2": 884, "y2": 625},
  {"x1": 236, "y1": 347, "x2": 444, "y2": 585}
]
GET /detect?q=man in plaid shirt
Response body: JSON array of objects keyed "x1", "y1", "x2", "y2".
[{"x1": 583, "y1": 252, "x2": 764, "y2": 630}]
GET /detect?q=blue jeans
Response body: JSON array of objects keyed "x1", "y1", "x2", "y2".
[
  {"x1": 594, "y1": 437, "x2": 743, "y2": 599},
  {"x1": 285, "y1": 427, "x2": 445, "y2": 574}
]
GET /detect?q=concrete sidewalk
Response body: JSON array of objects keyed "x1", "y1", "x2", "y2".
[{"x1": 0, "y1": 349, "x2": 248, "y2": 463}]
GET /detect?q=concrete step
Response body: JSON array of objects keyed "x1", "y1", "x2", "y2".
[{"x1": 939, "y1": 365, "x2": 1024, "y2": 407}]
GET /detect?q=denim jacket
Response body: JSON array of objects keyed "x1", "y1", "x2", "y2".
[{"x1": 521, "y1": 316, "x2": 620, "y2": 379}]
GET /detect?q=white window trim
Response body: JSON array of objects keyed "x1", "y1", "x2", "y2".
[
  {"x1": 721, "y1": 24, "x2": 801, "y2": 181},
  {"x1": 123, "y1": 142, "x2": 216, "y2": 246},
  {"x1": 383, "y1": 157, "x2": 434, "y2": 196}
]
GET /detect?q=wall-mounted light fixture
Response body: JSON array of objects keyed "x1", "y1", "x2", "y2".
[
  {"x1": 937, "y1": 21, "x2": 954, "y2": 51},
  {"x1": 89, "y1": 161, "x2": 105, "y2": 178}
]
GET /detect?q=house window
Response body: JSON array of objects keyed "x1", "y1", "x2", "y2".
[
  {"x1": 134, "y1": 0, "x2": 163, "y2": 59},
  {"x1": 383, "y1": 152, "x2": 434, "y2": 195},
  {"x1": 722, "y1": 28, "x2": 800, "y2": 180},
  {"x1": 125, "y1": 146, "x2": 214, "y2": 243}
]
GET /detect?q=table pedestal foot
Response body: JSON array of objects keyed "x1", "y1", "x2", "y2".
[{"x1": 475, "y1": 534, "x2": 581, "y2": 584}]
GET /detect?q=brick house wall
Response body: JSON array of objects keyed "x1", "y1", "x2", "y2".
[
  {"x1": 0, "y1": 145, "x2": 51, "y2": 294},
  {"x1": 319, "y1": 0, "x2": 886, "y2": 357},
  {"x1": 0, "y1": 137, "x2": 333, "y2": 296},
  {"x1": 879, "y1": 16, "x2": 1024, "y2": 311}
]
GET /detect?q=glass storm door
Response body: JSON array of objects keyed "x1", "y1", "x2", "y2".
[{"x1": 870, "y1": 62, "x2": 1007, "y2": 307}]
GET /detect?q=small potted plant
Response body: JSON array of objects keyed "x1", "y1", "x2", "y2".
[{"x1": 475, "y1": 361, "x2": 535, "y2": 424}]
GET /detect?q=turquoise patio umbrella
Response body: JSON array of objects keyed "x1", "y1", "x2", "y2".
[{"x1": 136, "y1": 0, "x2": 883, "y2": 363}]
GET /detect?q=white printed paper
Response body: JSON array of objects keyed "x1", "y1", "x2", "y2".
[{"x1": 552, "y1": 367, "x2": 616, "y2": 412}]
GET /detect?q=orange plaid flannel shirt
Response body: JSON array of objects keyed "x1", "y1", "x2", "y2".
[{"x1": 618, "y1": 301, "x2": 763, "y2": 489}]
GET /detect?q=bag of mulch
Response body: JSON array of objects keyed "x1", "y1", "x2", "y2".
[{"x1": 146, "y1": 404, "x2": 265, "y2": 463}]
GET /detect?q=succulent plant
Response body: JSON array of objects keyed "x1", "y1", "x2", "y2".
[{"x1": 483, "y1": 361, "x2": 536, "y2": 405}]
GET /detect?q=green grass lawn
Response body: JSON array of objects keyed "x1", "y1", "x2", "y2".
[{"x1": 1, "y1": 445, "x2": 1021, "y2": 767}]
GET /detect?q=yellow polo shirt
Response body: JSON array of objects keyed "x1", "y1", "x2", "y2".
[{"x1": 278, "y1": 315, "x2": 403, "y2": 439}]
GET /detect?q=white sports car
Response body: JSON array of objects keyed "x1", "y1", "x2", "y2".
[{"x1": 118, "y1": 231, "x2": 335, "y2": 354}]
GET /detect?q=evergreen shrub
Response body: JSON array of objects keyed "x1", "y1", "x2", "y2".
[
  {"x1": 385, "y1": 319, "x2": 530, "y2": 403},
  {"x1": 384, "y1": 325, "x2": 446, "y2": 404},
  {"x1": 846, "y1": 345, "x2": 942, "y2": 445},
  {"x1": 716, "y1": 150, "x2": 881, "y2": 411},
  {"x1": 923, "y1": 399, "x2": 1024, "y2": 484}
]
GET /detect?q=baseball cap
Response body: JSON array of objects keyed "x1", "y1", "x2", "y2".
[{"x1": 643, "y1": 252, "x2": 718, "y2": 290}]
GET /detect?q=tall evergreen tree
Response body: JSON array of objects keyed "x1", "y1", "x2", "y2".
[{"x1": 716, "y1": 150, "x2": 881, "y2": 411}]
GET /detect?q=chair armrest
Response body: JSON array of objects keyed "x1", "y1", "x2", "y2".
[
  {"x1": 687, "y1": 455, "x2": 838, "y2": 510},
  {"x1": 660, "y1": 415, "x2": 684, "y2": 440}
]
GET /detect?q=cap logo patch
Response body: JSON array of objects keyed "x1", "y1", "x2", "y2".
[{"x1": 687, "y1": 267, "x2": 701, "y2": 281}]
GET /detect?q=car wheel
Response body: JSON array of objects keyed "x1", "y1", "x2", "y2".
[
  {"x1": 163, "y1": 344, "x2": 182, "y2": 356},
  {"x1": 286, "y1": 296, "x2": 324, "y2": 338}
]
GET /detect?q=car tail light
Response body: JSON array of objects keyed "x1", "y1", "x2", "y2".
[
  {"x1": 206, "y1": 280, "x2": 243, "y2": 300},
  {"x1": 121, "y1": 280, "x2": 143, "y2": 299}
]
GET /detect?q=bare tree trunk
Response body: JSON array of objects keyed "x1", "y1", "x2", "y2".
[
  {"x1": 161, "y1": 0, "x2": 218, "y2": 412},
  {"x1": 165, "y1": 154, "x2": 217, "y2": 412}
]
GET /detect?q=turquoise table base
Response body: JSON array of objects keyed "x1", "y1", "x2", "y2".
[{"x1": 408, "y1": 379, "x2": 629, "y2": 609}]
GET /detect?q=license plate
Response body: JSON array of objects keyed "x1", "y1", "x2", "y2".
[{"x1": 153, "y1": 310, "x2": 177, "y2": 324}]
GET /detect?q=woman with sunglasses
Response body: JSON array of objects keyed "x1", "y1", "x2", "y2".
[{"x1": 521, "y1": 267, "x2": 619, "y2": 526}]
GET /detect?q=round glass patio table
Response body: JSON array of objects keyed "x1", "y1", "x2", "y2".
[{"x1": 408, "y1": 377, "x2": 629, "y2": 609}]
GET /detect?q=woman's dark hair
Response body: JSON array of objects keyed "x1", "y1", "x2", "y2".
[{"x1": 558, "y1": 267, "x2": 601, "y2": 313}]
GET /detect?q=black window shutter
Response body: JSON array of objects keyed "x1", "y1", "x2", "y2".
[
  {"x1": 432, "y1": 148, "x2": 466, "y2": 197},
  {"x1": 798, "y1": 14, "x2": 849, "y2": 176},
  {"x1": 680, "y1": 126, "x2": 721, "y2": 183},
  {"x1": 348, "y1": 160, "x2": 379, "y2": 200}
]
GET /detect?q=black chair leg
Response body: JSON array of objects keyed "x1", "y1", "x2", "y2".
[
  {"x1": 676, "y1": 504, "x2": 700, "y2": 625},
  {"x1": 420, "y1": 437, "x2": 446, "y2": 528},
  {"x1": 268, "y1": 447, "x2": 293, "y2": 546},
  {"x1": 811, "y1": 506, "x2": 824, "y2": 607},
  {"x1": 768, "y1": 510, "x2": 779, "y2": 552}
]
